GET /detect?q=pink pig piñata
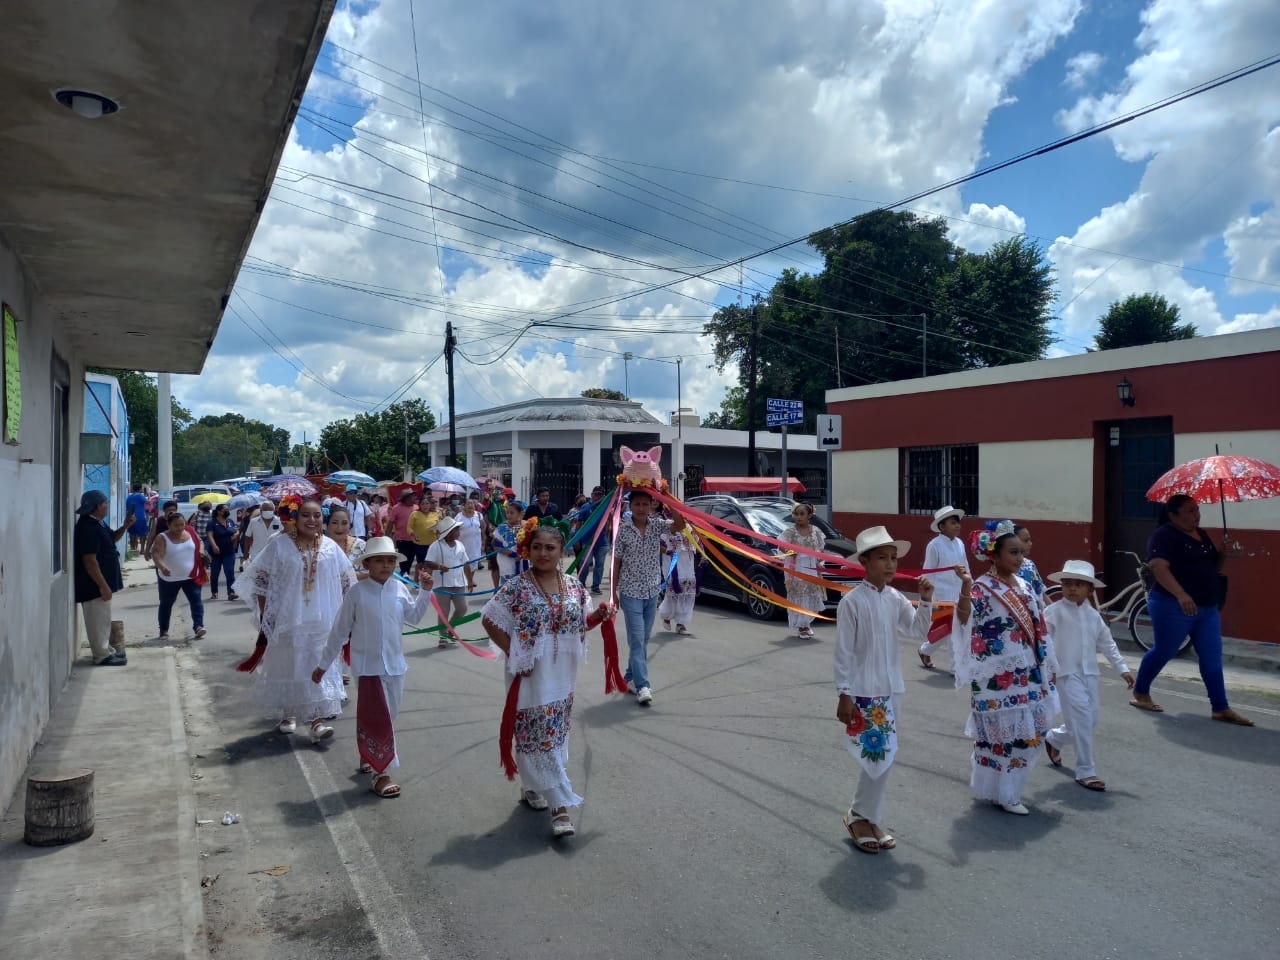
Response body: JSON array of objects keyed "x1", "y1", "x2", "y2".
[{"x1": 619, "y1": 445, "x2": 663, "y2": 485}]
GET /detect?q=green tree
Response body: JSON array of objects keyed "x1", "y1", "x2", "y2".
[
  {"x1": 87, "y1": 369, "x2": 192, "y2": 483},
  {"x1": 318, "y1": 399, "x2": 436, "y2": 480},
  {"x1": 195, "y1": 412, "x2": 289, "y2": 456},
  {"x1": 1093, "y1": 293, "x2": 1197, "y2": 350},
  {"x1": 580, "y1": 387, "x2": 628, "y2": 401},
  {"x1": 174, "y1": 421, "x2": 271, "y2": 483}
]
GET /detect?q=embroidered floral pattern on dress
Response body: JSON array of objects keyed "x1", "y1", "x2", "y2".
[
  {"x1": 514, "y1": 694, "x2": 574, "y2": 753},
  {"x1": 845, "y1": 695, "x2": 896, "y2": 775}
]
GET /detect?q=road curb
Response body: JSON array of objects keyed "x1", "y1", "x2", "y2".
[{"x1": 164, "y1": 647, "x2": 209, "y2": 960}]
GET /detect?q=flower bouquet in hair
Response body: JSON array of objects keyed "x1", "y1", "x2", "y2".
[{"x1": 968, "y1": 519, "x2": 1016, "y2": 560}]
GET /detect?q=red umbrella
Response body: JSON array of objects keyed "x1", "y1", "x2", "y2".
[{"x1": 1146, "y1": 453, "x2": 1280, "y2": 534}]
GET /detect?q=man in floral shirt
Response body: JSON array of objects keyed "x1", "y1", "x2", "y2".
[{"x1": 611, "y1": 489, "x2": 685, "y2": 706}]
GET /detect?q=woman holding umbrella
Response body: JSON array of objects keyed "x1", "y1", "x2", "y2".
[{"x1": 1131, "y1": 494, "x2": 1252, "y2": 725}]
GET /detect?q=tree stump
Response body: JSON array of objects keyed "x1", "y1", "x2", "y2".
[{"x1": 24, "y1": 769, "x2": 95, "y2": 846}]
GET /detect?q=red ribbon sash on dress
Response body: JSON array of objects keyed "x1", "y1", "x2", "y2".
[
  {"x1": 499, "y1": 674, "x2": 522, "y2": 780},
  {"x1": 356, "y1": 676, "x2": 397, "y2": 774}
]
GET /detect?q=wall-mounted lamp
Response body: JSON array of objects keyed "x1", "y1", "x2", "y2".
[
  {"x1": 52, "y1": 89, "x2": 120, "y2": 119},
  {"x1": 1116, "y1": 375, "x2": 1136, "y2": 407}
]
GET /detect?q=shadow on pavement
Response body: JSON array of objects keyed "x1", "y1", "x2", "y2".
[
  {"x1": 820, "y1": 849, "x2": 926, "y2": 912},
  {"x1": 430, "y1": 804, "x2": 595, "y2": 869},
  {"x1": 1151, "y1": 712, "x2": 1277, "y2": 764},
  {"x1": 220, "y1": 729, "x2": 298, "y2": 766},
  {"x1": 946, "y1": 800, "x2": 1063, "y2": 865}
]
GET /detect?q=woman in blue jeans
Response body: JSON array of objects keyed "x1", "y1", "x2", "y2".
[
  {"x1": 205, "y1": 504, "x2": 241, "y2": 600},
  {"x1": 1131, "y1": 494, "x2": 1252, "y2": 725},
  {"x1": 152, "y1": 513, "x2": 207, "y2": 640}
]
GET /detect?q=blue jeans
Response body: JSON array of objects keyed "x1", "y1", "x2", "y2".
[
  {"x1": 577, "y1": 536, "x2": 610, "y2": 590},
  {"x1": 158, "y1": 578, "x2": 204, "y2": 634},
  {"x1": 1136, "y1": 590, "x2": 1228, "y2": 711},
  {"x1": 619, "y1": 593, "x2": 657, "y2": 690},
  {"x1": 209, "y1": 552, "x2": 236, "y2": 595}
]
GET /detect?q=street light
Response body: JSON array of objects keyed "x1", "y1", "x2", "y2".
[{"x1": 623, "y1": 352, "x2": 633, "y2": 398}]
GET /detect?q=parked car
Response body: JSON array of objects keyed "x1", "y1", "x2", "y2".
[
  {"x1": 171, "y1": 484, "x2": 235, "y2": 519},
  {"x1": 683, "y1": 495, "x2": 860, "y2": 620}
]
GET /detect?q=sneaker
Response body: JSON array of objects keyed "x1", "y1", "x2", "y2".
[
  {"x1": 438, "y1": 637, "x2": 450, "y2": 648},
  {"x1": 278, "y1": 719, "x2": 297, "y2": 734},
  {"x1": 158, "y1": 632, "x2": 170, "y2": 641},
  {"x1": 194, "y1": 626, "x2": 207, "y2": 638},
  {"x1": 310, "y1": 723, "x2": 335, "y2": 742},
  {"x1": 590, "y1": 587, "x2": 602, "y2": 595},
  {"x1": 636, "y1": 686, "x2": 653, "y2": 706},
  {"x1": 95, "y1": 652, "x2": 127, "y2": 666},
  {"x1": 227, "y1": 592, "x2": 239, "y2": 601},
  {"x1": 209, "y1": 594, "x2": 219, "y2": 601}
]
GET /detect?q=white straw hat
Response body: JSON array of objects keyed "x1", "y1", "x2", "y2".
[
  {"x1": 433, "y1": 515, "x2": 460, "y2": 537},
  {"x1": 1047, "y1": 559, "x2": 1105, "y2": 588},
  {"x1": 930, "y1": 505, "x2": 965, "y2": 533},
  {"x1": 360, "y1": 536, "x2": 406, "y2": 564},
  {"x1": 854, "y1": 525, "x2": 911, "y2": 559}
]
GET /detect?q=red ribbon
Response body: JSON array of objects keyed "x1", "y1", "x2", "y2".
[
  {"x1": 499, "y1": 674, "x2": 522, "y2": 780},
  {"x1": 235, "y1": 630, "x2": 268, "y2": 672},
  {"x1": 600, "y1": 617, "x2": 628, "y2": 694}
]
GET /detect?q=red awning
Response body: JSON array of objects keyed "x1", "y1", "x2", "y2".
[{"x1": 700, "y1": 476, "x2": 806, "y2": 494}]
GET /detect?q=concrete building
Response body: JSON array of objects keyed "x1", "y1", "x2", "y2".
[
  {"x1": 420, "y1": 397, "x2": 829, "y2": 507},
  {"x1": 825, "y1": 327, "x2": 1280, "y2": 643},
  {"x1": 0, "y1": 1, "x2": 335, "y2": 810},
  {"x1": 82, "y1": 372, "x2": 131, "y2": 544}
]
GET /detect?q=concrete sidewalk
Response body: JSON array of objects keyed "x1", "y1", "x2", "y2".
[{"x1": 0, "y1": 556, "x2": 206, "y2": 960}]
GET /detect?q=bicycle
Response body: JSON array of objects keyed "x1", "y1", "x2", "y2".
[{"x1": 1044, "y1": 550, "x2": 1191, "y2": 656}]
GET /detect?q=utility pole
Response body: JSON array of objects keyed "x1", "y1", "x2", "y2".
[
  {"x1": 157, "y1": 372, "x2": 172, "y2": 497},
  {"x1": 745, "y1": 297, "x2": 761, "y2": 477},
  {"x1": 834, "y1": 319, "x2": 843, "y2": 389},
  {"x1": 444, "y1": 321, "x2": 458, "y2": 467},
  {"x1": 921, "y1": 313, "x2": 927, "y2": 377}
]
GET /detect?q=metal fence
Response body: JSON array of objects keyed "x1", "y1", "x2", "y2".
[{"x1": 900, "y1": 444, "x2": 979, "y2": 516}]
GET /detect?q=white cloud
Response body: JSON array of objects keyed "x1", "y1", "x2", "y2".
[
  {"x1": 1049, "y1": 0, "x2": 1280, "y2": 345},
  {"x1": 1064, "y1": 51, "x2": 1104, "y2": 89},
  {"x1": 947, "y1": 202, "x2": 1028, "y2": 253},
  {"x1": 1215, "y1": 307, "x2": 1280, "y2": 335}
]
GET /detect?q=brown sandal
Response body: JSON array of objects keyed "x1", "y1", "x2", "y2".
[
  {"x1": 1076, "y1": 776, "x2": 1106, "y2": 791},
  {"x1": 918, "y1": 651, "x2": 934, "y2": 670},
  {"x1": 1045, "y1": 742, "x2": 1062, "y2": 767},
  {"x1": 1129, "y1": 696, "x2": 1164, "y2": 713},
  {"x1": 842, "y1": 810, "x2": 879, "y2": 854},
  {"x1": 1212, "y1": 709, "x2": 1255, "y2": 726},
  {"x1": 372, "y1": 774, "x2": 401, "y2": 798}
]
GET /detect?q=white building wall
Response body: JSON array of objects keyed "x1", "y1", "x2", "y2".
[
  {"x1": 979, "y1": 439, "x2": 1093, "y2": 522},
  {"x1": 0, "y1": 230, "x2": 80, "y2": 812},
  {"x1": 1175, "y1": 430, "x2": 1280, "y2": 532},
  {"x1": 831, "y1": 448, "x2": 899, "y2": 514}
]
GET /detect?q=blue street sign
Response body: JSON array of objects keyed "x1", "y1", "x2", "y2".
[
  {"x1": 766, "y1": 397, "x2": 804, "y2": 412},
  {"x1": 766, "y1": 410, "x2": 803, "y2": 427}
]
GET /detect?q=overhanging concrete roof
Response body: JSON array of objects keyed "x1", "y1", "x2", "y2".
[{"x1": 0, "y1": 0, "x2": 334, "y2": 372}]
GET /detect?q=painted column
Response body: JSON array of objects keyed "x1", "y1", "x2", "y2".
[
  {"x1": 582, "y1": 428, "x2": 601, "y2": 493},
  {"x1": 510, "y1": 430, "x2": 531, "y2": 501}
]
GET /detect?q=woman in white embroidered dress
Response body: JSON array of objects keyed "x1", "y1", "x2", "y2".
[
  {"x1": 952, "y1": 520, "x2": 1057, "y2": 815},
  {"x1": 243, "y1": 498, "x2": 356, "y2": 742},
  {"x1": 780, "y1": 502, "x2": 827, "y2": 639},
  {"x1": 326, "y1": 505, "x2": 368, "y2": 580},
  {"x1": 481, "y1": 521, "x2": 615, "y2": 838},
  {"x1": 657, "y1": 529, "x2": 699, "y2": 633}
]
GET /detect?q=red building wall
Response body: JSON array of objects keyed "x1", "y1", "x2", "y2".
[{"x1": 829, "y1": 350, "x2": 1280, "y2": 643}]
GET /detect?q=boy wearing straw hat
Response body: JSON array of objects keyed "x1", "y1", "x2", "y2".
[
  {"x1": 1042, "y1": 560, "x2": 1133, "y2": 792},
  {"x1": 918, "y1": 505, "x2": 968, "y2": 670},
  {"x1": 314, "y1": 537, "x2": 433, "y2": 799},
  {"x1": 834, "y1": 526, "x2": 935, "y2": 854}
]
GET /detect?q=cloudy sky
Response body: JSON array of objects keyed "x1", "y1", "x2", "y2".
[{"x1": 175, "y1": 0, "x2": 1280, "y2": 447}]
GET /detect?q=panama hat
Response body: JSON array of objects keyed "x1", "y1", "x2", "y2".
[
  {"x1": 434, "y1": 515, "x2": 461, "y2": 537},
  {"x1": 360, "y1": 536, "x2": 406, "y2": 564},
  {"x1": 854, "y1": 525, "x2": 911, "y2": 559},
  {"x1": 1047, "y1": 559, "x2": 1105, "y2": 588},
  {"x1": 929, "y1": 505, "x2": 965, "y2": 533}
]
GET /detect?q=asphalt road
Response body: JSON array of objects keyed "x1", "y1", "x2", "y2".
[{"x1": 176, "y1": 582, "x2": 1280, "y2": 960}]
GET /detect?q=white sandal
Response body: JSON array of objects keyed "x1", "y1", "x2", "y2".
[
  {"x1": 521, "y1": 789, "x2": 549, "y2": 811},
  {"x1": 550, "y1": 809, "x2": 575, "y2": 838},
  {"x1": 842, "y1": 809, "x2": 879, "y2": 853}
]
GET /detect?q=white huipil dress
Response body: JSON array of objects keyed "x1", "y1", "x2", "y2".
[
  {"x1": 483, "y1": 574, "x2": 593, "y2": 810},
  {"x1": 781, "y1": 524, "x2": 827, "y2": 630},
  {"x1": 242, "y1": 533, "x2": 355, "y2": 721},
  {"x1": 657, "y1": 530, "x2": 698, "y2": 627}
]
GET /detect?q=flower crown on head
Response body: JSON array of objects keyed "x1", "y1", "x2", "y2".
[
  {"x1": 514, "y1": 515, "x2": 571, "y2": 558},
  {"x1": 276, "y1": 493, "x2": 303, "y2": 521},
  {"x1": 615, "y1": 472, "x2": 671, "y2": 495},
  {"x1": 968, "y1": 519, "x2": 1017, "y2": 560}
]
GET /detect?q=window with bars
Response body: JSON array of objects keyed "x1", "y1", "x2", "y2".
[{"x1": 900, "y1": 444, "x2": 978, "y2": 517}]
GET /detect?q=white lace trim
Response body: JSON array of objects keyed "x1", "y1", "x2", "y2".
[
  {"x1": 969, "y1": 749, "x2": 1039, "y2": 804},
  {"x1": 963, "y1": 699, "x2": 1053, "y2": 745},
  {"x1": 516, "y1": 747, "x2": 582, "y2": 808}
]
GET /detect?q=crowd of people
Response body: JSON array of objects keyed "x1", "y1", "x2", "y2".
[{"x1": 72, "y1": 477, "x2": 1253, "y2": 843}]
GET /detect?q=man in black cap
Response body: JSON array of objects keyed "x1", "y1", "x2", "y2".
[{"x1": 74, "y1": 490, "x2": 133, "y2": 665}]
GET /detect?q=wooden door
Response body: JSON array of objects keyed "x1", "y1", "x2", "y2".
[{"x1": 1103, "y1": 417, "x2": 1174, "y2": 591}]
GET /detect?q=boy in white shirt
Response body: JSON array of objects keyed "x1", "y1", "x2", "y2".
[
  {"x1": 835, "y1": 526, "x2": 935, "y2": 854},
  {"x1": 423, "y1": 515, "x2": 475, "y2": 648},
  {"x1": 1043, "y1": 560, "x2": 1133, "y2": 792},
  {"x1": 314, "y1": 538, "x2": 433, "y2": 798},
  {"x1": 918, "y1": 505, "x2": 968, "y2": 670}
]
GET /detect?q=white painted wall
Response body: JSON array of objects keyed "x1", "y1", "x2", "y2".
[
  {"x1": 0, "y1": 228, "x2": 76, "y2": 812},
  {"x1": 979, "y1": 439, "x2": 1094, "y2": 522},
  {"x1": 831, "y1": 448, "x2": 899, "y2": 514},
  {"x1": 1175, "y1": 431, "x2": 1280, "y2": 532}
]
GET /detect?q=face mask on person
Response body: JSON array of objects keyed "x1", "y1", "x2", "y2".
[{"x1": 261, "y1": 509, "x2": 275, "y2": 520}]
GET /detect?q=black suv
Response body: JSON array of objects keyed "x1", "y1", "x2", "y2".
[{"x1": 684, "y1": 495, "x2": 860, "y2": 620}]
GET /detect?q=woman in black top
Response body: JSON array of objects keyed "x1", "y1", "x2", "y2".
[
  {"x1": 206, "y1": 504, "x2": 241, "y2": 600},
  {"x1": 1131, "y1": 494, "x2": 1252, "y2": 725}
]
